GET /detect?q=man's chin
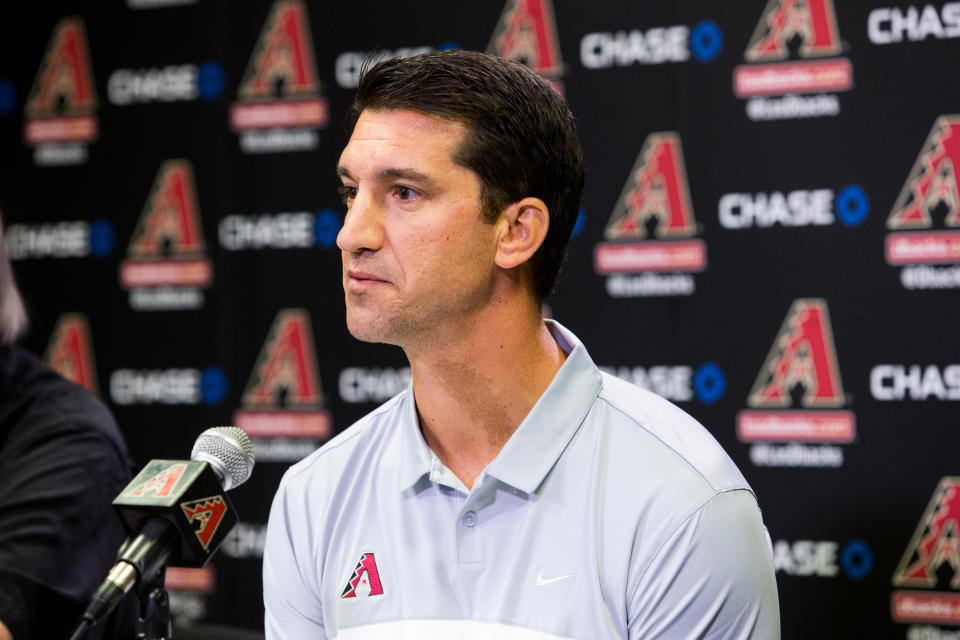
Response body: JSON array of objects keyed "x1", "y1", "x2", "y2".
[{"x1": 345, "y1": 315, "x2": 399, "y2": 346}]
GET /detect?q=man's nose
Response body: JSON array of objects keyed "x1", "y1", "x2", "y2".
[{"x1": 336, "y1": 191, "x2": 384, "y2": 254}]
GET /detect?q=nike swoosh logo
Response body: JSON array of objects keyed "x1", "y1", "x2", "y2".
[{"x1": 536, "y1": 570, "x2": 574, "y2": 587}]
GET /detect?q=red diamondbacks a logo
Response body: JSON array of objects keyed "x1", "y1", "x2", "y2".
[
  {"x1": 242, "y1": 309, "x2": 323, "y2": 408},
  {"x1": 894, "y1": 477, "x2": 960, "y2": 588},
  {"x1": 748, "y1": 298, "x2": 845, "y2": 408},
  {"x1": 888, "y1": 116, "x2": 960, "y2": 230},
  {"x1": 745, "y1": 0, "x2": 843, "y2": 62},
  {"x1": 25, "y1": 18, "x2": 97, "y2": 117},
  {"x1": 340, "y1": 553, "x2": 384, "y2": 598},
  {"x1": 181, "y1": 495, "x2": 228, "y2": 550},
  {"x1": 125, "y1": 463, "x2": 187, "y2": 498},
  {"x1": 238, "y1": 0, "x2": 319, "y2": 99},
  {"x1": 128, "y1": 160, "x2": 205, "y2": 258},
  {"x1": 488, "y1": 0, "x2": 563, "y2": 77},
  {"x1": 45, "y1": 313, "x2": 98, "y2": 393},
  {"x1": 604, "y1": 133, "x2": 696, "y2": 240}
]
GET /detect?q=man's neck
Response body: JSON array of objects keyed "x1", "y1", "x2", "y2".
[{"x1": 405, "y1": 297, "x2": 566, "y2": 490}]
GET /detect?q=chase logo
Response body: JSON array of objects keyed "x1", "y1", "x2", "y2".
[
  {"x1": 870, "y1": 364, "x2": 960, "y2": 401},
  {"x1": 599, "y1": 363, "x2": 726, "y2": 404},
  {"x1": 334, "y1": 43, "x2": 459, "y2": 89},
  {"x1": 218, "y1": 209, "x2": 342, "y2": 250},
  {"x1": 6, "y1": 218, "x2": 115, "y2": 259},
  {"x1": 110, "y1": 366, "x2": 228, "y2": 406},
  {"x1": 580, "y1": 19, "x2": 723, "y2": 69},
  {"x1": 0, "y1": 78, "x2": 15, "y2": 116},
  {"x1": 718, "y1": 184, "x2": 870, "y2": 229},
  {"x1": 869, "y1": 3, "x2": 960, "y2": 44},
  {"x1": 108, "y1": 60, "x2": 225, "y2": 105},
  {"x1": 773, "y1": 538, "x2": 873, "y2": 581}
]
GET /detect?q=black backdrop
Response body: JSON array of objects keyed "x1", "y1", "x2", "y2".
[{"x1": 2, "y1": 1, "x2": 959, "y2": 637}]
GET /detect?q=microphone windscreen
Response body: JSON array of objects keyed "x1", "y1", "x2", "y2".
[{"x1": 191, "y1": 426, "x2": 255, "y2": 490}]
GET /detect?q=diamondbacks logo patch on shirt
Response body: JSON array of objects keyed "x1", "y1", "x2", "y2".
[{"x1": 341, "y1": 553, "x2": 384, "y2": 598}]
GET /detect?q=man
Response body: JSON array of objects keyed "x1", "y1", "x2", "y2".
[
  {"x1": 0, "y1": 213, "x2": 135, "y2": 639},
  {"x1": 264, "y1": 50, "x2": 779, "y2": 639}
]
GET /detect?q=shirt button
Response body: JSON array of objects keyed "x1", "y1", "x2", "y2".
[{"x1": 463, "y1": 511, "x2": 478, "y2": 528}]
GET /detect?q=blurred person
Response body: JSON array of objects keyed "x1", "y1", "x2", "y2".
[
  {"x1": 0, "y1": 212, "x2": 134, "y2": 639},
  {"x1": 264, "y1": 50, "x2": 780, "y2": 639}
]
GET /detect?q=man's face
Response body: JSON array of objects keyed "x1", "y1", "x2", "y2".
[{"x1": 336, "y1": 108, "x2": 501, "y2": 347}]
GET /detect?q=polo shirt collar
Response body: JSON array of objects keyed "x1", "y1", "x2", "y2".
[
  {"x1": 485, "y1": 320, "x2": 601, "y2": 494},
  {"x1": 396, "y1": 384, "x2": 434, "y2": 491},
  {"x1": 394, "y1": 320, "x2": 602, "y2": 495}
]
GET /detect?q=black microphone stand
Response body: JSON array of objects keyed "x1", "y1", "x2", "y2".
[
  {"x1": 68, "y1": 570, "x2": 172, "y2": 640},
  {"x1": 136, "y1": 568, "x2": 172, "y2": 640}
]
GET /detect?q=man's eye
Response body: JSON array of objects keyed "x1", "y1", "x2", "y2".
[
  {"x1": 395, "y1": 186, "x2": 416, "y2": 201},
  {"x1": 337, "y1": 185, "x2": 357, "y2": 203}
]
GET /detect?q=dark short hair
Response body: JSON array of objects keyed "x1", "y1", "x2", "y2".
[{"x1": 345, "y1": 49, "x2": 585, "y2": 300}]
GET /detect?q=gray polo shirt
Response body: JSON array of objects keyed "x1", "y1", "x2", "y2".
[{"x1": 264, "y1": 321, "x2": 780, "y2": 639}]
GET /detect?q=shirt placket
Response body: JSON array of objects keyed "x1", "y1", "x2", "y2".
[{"x1": 457, "y1": 475, "x2": 486, "y2": 566}]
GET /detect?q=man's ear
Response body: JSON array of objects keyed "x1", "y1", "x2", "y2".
[{"x1": 494, "y1": 197, "x2": 549, "y2": 270}]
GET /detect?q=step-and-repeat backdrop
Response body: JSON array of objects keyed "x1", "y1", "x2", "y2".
[{"x1": 1, "y1": 0, "x2": 958, "y2": 637}]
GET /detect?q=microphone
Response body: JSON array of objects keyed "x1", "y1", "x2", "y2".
[{"x1": 80, "y1": 426, "x2": 255, "y2": 627}]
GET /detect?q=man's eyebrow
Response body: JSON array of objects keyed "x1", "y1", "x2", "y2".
[
  {"x1": 335, "y1": 165, "x2": 434, "y2": 184},
  {"x1": 377, "y1": 168, "x2": 432, "y2": 183}
]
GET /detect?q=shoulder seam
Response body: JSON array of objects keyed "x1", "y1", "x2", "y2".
[
  {"x1": 597, "y1": 387, "x2": 716, "y2": 491},
  {"x1": 281, "y1": 391, "x2": 405, "y2": 482},
  {"x1": 632, "y1": 488, "x2": 757, "y2": 585}
]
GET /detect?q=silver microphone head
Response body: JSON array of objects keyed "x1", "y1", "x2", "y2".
[{"x1": 191, "y1": 426, "x2": 255, "y2": 491}]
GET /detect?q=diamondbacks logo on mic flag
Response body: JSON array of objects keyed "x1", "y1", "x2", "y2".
[
  {"x1": 737, "y1": 299, "x2": 856, "y2": 468},
  {"x1": 23, "y1": 17, "x2": 98, "y2": 165},
  {"x1": 234, "y1": 309, "x2": 331, "y2": 462},
  {"x1": 119, "y1": 159, "x2": 213, "y2": 311},
  {"x1": 733, "y1": 0, "x2": 853, "y2": 121},
  {"x1": 594, "y1": 133, "x2": 706, "y2": 298},
  {"x1": 488, "y1": 0, "x2": 563, "y2": 78},
  {"x1": 44, "y1": 313, "x2": 98, "y2": 393},
  {"x1": 181, "y1": 495, "x2": 229, "y2": 550},
  {"x1": 341, "y1": 553, "x2": 384, "y2": 598},
  {"x1": 891, "y1": 477, "x2": 960, "y2": 625},
  {"x1": 114, "y1": 458, "x2": 239, "y2": 567},
  {"x1": 124, "y1": 463, "x2": 187, "y2": 498},
  {"x1": 230, "y1": 0, "x2": 327, "y2": 153},
  {"x1": 884, "y1": 116, "x2": 960, "y2": 290}
]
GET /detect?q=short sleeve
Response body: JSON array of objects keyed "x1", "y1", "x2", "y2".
[
  {"x1": 263, "y1": 475, "x2": 326, "y2": 639},
  {"x1": 627, "y1": 489, "x2": 781, "y2": 639}
]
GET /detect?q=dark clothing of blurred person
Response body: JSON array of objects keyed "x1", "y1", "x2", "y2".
[{"x1": 0, "y1": 213, "x2": 135, "y2": 639}]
